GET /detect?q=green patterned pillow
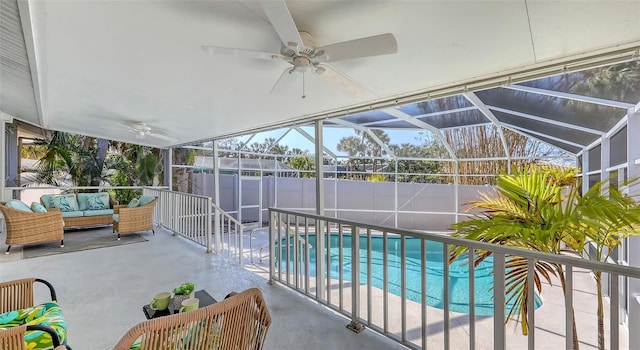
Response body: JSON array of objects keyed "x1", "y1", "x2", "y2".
[
  {"x1": 0, "y1": 302, "x2": 67, "y2": 349},
  {"x1": 51, "y1": 194, "x2": 79, "y2": 212},
  {"x1": 87, "y1": 193, "x2": 109, "y2": 210},
  {"x1": 31, "y1": 202, "x2": 47, "y2": 213}
]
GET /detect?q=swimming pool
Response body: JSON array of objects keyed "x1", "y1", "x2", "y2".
[{"x1": 278, "y1": 234, "x2": 542, "y2": 316}]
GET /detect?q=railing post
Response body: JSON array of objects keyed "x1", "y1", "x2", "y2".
[
  {"x1": 206, "y1": 197, "x2": 212, "y2": 253},
  {"x1": 239, "y1": 225, "x2": 244, "y2": 266},
  {"x1": 214, "y1": 206, "x2": 221, "y2": 253},
  {"x1": 269, "y1": 209, "x2": 276, "y2": 285},
  {"x1": 347, "y1": 225, "x2": 364, "y2": 333},
  {"x1": 493, "y1": 253, "x2": 505, "y2": 350}
]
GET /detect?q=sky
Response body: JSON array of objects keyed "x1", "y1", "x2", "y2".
[{"x1": 235, "y1": 126, "x2": 427, "y2": 156}]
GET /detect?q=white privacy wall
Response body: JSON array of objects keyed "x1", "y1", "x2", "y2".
[{"x1": 192, "y1": 173, "x2": 494, "y2": 231}]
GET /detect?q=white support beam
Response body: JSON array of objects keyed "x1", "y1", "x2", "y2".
[
  {"x1": 314, "y1": 120, "x2": 326, "y2": 300},
  {"x1": 600, "y1": 135, "x2": 611, "y2": 196},
  {"x1": 213, "y1": 141, "x2": 221, "y2": 252},
  {"x1": 293, "y1": 126, "x2": 337, "y2": 159},
  {"x1": 440, "y1": 122, "x2": 493, "y2": 131},
  {"x1": 382, "y1": 108, "x2": 458, "y2": 161},
  {"x1": 238, "y1": 133, "x2": 257, "y2": 151},
  {"x1": 463, "y1": 93, "x2": 511, "y2": 166},
  {"x1": 487, "y1": 105, "x2": 605, "y2": 135},
  {"x1": 332, "y1": 119, "x2": 396, "y2": 159},
  {"x1": 265, "y1": 128, "x2": 292, "y2": 153},
  {"x1": 494, "y1": 121, "x2": 576, "y2": 155},
  {"x1": 501, "y1": 122, "x2": 585, "y2": 149},
  {"x1": 17, "y1": 0, "x2": 47, "y2": 127},
  {"x1": 502, "y1": 85, "x2": 635, "y2": 109},
  {"x1": 359, "y1": 106, "x2": 478, "y2": 127},
  {"x1": 0, "y1": 112, "x2": 13, "y2": 201},
  {"x1": 581, "y1": 149, "x2": 589, "y2": 193},
  {"x1": 626, "y1": 104, "x2": 640, "y2": 347}
]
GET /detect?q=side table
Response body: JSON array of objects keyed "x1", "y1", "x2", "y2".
[{"x1": 142, "y1": 289, "x2": 217, "y2": 319}]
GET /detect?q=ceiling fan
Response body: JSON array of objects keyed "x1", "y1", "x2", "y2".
[
  {"x1": 202, "y1": 1, "x2": 397, "y2": 98},
  {"x1": 113, "y1": 122, "x2": 177, "y2": 143}
]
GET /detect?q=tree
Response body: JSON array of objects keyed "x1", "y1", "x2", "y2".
[
  {"x1": 287, "y1": 155, "x2": 314, "y2": 178},
  {"x1": 450, "y1": 166, "x2": 640, "y2": 350},
  {"x1": 33, "y1": 132, "x2": 109, "y2": 187},
  {"x1": 336, "y1": 136, "x2": 364, "y2": 175},
  {"x1": 31, "y1": 131, "x2": 163, "y2": 203}
]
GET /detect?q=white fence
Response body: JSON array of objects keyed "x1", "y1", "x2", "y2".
[{"x1": 269, "y1": 208, "x2": 640, "y2": 350}]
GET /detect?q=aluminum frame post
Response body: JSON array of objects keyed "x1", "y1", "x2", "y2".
[
  {"x1": 627, "y1": 105, "x2": 640, "y2": 348},
  {"x1": 0, "y1": 115, "x2": 7, "y2": 202},
  {"x1": 213, "y1": 141, "x2": 221, "y2": 252},
  {"x1": 314, "y1": 120, "x2": 326, "y2": 300},
  {"x1": 347, "y1": 225, "x2": 365, "y2": 333}
]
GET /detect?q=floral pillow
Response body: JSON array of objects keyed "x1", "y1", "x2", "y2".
[{"x1": 51, "y1": 194, "x2": 78, "y2": 212}]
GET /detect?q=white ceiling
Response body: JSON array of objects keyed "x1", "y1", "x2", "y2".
[{"x1": 2, "y1": 0, "x2": 640, "y2": 148}]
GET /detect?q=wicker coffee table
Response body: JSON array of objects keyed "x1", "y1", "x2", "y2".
[{"x1": 142, "y1": 289, "x2": 217, "y2": 319}]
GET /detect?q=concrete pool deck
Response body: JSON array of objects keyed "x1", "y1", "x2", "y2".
[{"x1": 0, "y1": 226, "x2": 630, "y2": 349}]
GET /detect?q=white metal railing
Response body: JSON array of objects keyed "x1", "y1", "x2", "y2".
[
  {"x1": 143, "y1": 188, "x2": 213, "y2": 252},
  {"x1": 269, "y1": 208, "x2": 640, "y2": 350},
  {"x1": 212, "y1": 202, "x2": 246, "y2": 266}
]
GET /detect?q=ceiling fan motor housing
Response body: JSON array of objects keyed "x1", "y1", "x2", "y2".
[{"x1": 292, "y1": 56, "x2": 312, "y2": 72}]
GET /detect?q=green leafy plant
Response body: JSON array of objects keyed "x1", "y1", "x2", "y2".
[
  {"x1": 450, "y1": 165, "x2": 640, "y2": 350},
  {"x1": 173, "y1": 282, "x2": 195, "y2": 295}
]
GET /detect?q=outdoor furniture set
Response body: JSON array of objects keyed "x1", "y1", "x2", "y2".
[
  {"x1": 0, "y1": 277, "x2": 271, "y2": 350},
  {"x1": 0, "y1": 193, "x2": 157, "y2": 253}
]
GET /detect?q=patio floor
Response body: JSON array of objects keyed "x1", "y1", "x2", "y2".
[
  {"x1": 0, "y1": 225, "x2": 630, "y2": 349},
  {"x1": 0, "y1": 226, "x2": 404, "y2": 350}
]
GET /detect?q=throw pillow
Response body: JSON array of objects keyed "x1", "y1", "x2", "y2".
[
  {"x1": 127, "y1": 198, "x2": 139, "y2": 208},
  {"x1": 51, "y1": 194, "x2": 79, "y2": 212},
  {"x1": 6, "y1": 199, "x2": 33, "y2": 212},
  {"x1": 138, "y1": 195, "x2": 155, "y2": 207},
  {"x1": 87, "y1": 194, "x2": 108, "y2": 210},
  {"x1": 30, "y1": 202, "x2": 47, "y2": 213}
]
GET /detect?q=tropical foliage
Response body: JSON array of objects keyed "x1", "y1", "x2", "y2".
[
  {"x1": 27, "y1": 131, "x2": 163, "y2": 203},
  {"x1": 450, "y1": 165, "x2": 640, "y2": 350}
]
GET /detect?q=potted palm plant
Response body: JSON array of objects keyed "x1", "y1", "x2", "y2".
[{"x1": 450, "y1": 165, "x2": 640, "y2": 350}]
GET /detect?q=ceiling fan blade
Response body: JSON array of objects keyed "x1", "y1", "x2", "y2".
[
  {"x1": 314, "y1": 64, "x2": 365, "y2": 98},
  {"x1": 201, "y1": 46, "x2": 286, "y2": 61},
  {"x1": 260, "y1": 1, "x2": 305, "y2": 52},
  {"x1": 269, "y1": 67, "x2": 298, "y2": 95},
  {"x1": 316, "y1": 33, "x2": 398, "y2": 62},
  {"x1": 148, "y1": 133, "x2": 178, "y2": 143}
]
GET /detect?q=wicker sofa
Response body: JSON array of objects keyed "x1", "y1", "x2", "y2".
[
  {"x1": 40, "y1": 193, "x2": 124, "y2": 229},
  {"x1": 0, "y1": 201, "x2": 64, "y2": 254}
]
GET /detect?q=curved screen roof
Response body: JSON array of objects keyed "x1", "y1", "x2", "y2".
[{"x1": 324, "y1": 62, "x2": 639, "y2": 156}]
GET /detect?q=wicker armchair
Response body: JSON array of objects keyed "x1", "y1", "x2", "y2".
[
  {"x1": 0, "y1": 278, "x2": 70, "y2": 349},
  {"x1": 113, "y1": 198, "x2": 157, "y2": 240},
  {"x1": 114, "y1": 288, "x2": 271, "y2": 350},
  {"x1": 0, "y1": 203, "x2": 64, "y2": 254},
  {"x1": 0, "y1": 325, "x2": 71, "y2": 350},
  {"x1": 0, "y1": 277, "x2": 57, "y2": 314}
]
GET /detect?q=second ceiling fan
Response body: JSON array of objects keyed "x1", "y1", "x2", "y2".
[{"x1": 202, "y1": 1, "x2": 397, "y2": 98}]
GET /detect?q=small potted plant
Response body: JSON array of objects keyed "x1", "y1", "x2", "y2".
[{"x1": 172, "y1": 282, "x2": 195, "y2": 311}]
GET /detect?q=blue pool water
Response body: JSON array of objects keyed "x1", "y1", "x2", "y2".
[{"x1": 278, "y1": 234, "x2": 542, "y2": 316}]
